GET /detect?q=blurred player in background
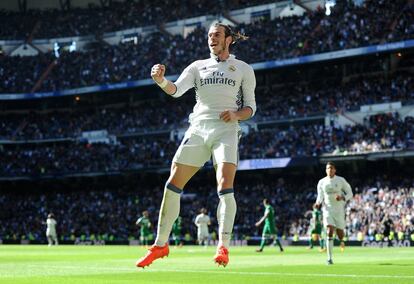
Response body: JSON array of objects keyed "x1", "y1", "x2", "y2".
[
  {"x1": 307, "y1": 203, "x2": 325, "y2": 251},
  {"x1": 195, "y1": 208, "x2": 211, "y2": 247},
  {"x1": 172, "y1": 216, "x2": 183, "y2": 247},
  {"x1": 46, "y1": 213, "x2": 58, "y2": 246},
  {"x1": 315, "y1": 162, "x2": 353, "y2": 265},
  {"x1": 136, "y1": 22, "x2": 256, "y2": 268},
  {"x1": 255, "y1": 199, "x2": 284, "y2": 253},
  {"x1": 136, "y1": 211, "x2": 152, "y2": 246}
]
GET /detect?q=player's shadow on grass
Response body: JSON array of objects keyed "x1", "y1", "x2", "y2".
[{"x1": 378, "y1": 263, "x2": 414, "y2": 266}]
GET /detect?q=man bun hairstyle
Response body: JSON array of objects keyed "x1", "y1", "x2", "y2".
[{"x1": 210, "y1": 22, "x2": 249, "y2": 45}]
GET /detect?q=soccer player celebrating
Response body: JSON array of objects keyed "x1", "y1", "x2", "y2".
[
  {"x1": 136, "y1": 22, "x2": 256, "y2": 268},
  {"x1": 136, "y1": 211, "x2": 152, "y2": 246},
  {"x1": 315, "y1": 162, "x2": 353, "y2": 265},
  {"x1": 307, "y1": 204, "x2": 325, "y2": 251},
  {"x1": 255, "y1": 199, "x2": 284, "y2": 253},
  {"x1": 46, "y1": 213, "x2": 58, "y2": 246},
  {"x1": 195, "y1": 208, "x2": 211, "y2": 247}
]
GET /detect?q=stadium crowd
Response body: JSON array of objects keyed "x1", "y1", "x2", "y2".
[
  {"x1": 289, "y1": 177, "x2": 414, "y2": 242},
  {"x1": 0, "y1": 0, "x2": 277, "y2": 40},
  {"x1": 0, "y1": 173, "x2": 412, "y2": 243},
  {"x1": 0, "y1": 96, "x2": 194, "y2": 140},
  {"x1": 1, "y1": 73, "x2": 413, "y2": 141},
  {"x1": 0, "y1": 112, "x2": 413, "y2": 177},
  {"x1": 1, "y1": 1, "x2": 413, "y2": 93},
  {"x1": 295, "y1": 0, "x2": 410, "y2": 55},
  {"x1": 0, "y1": 0, "x2": 413, "y2": 246},
  {"x1": 241, "y1": 113, "x2": 414, "y2": 158}
]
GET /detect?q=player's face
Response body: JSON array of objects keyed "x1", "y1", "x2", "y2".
[
  {"x1": 326, "y1": 164, "x2": 336, "y2": 177},
  {"x1": 208, "y1": 26, "x2": 229, "y2": 55}
]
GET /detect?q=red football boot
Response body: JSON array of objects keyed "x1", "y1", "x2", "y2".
[
  {"x1": 214, "y1": 245, "x2": 229, "y2": 267},
  {"x1": 136, "y1": 244, "x2": 169, "y2": 268}
]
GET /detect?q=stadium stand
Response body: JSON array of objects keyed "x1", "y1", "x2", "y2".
[{"x1": 0, "y1": 0, "x2": 413, "y2": 247}]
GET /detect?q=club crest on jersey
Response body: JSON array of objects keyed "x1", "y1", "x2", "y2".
[{"x1": 229, "y1": 65, "x2": 236, "y2": 72}]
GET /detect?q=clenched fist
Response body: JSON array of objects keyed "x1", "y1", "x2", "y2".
[{"x1": 151, "y1": 64, "x2": 166, "y2": 84}]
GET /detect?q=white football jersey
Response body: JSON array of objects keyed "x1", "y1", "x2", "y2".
[
  {"x1": 173, "y1": 54, "x2": 256, "y2": 123},
  {"x1": 316, "y1": 175, "x2": 353, "y2": 212},
  {"x1": 46, "y1": 218, "x2": 57, "y2": 234},
  {"x1": 195, "y1": 214, "x2": 211, "y2": 232}
]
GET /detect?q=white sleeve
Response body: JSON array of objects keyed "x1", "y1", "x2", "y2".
[
  {"x1": 172, "y1": 62, "x2": 196, "y2": 98},
  {"x1": 195, "y1": 215, "x2": 200, "y2": 226},
  {"x1": 241, "y1": 65, "x2": 256, "y2": 117},
  {"x1": 315, "y1": 180, "x2": 324, "y2": 205},
  {"x1": 341, "y1": 178, "x2": 353, "y2": 201}
]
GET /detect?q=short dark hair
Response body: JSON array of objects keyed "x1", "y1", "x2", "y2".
[
  {"x1": 326, "y1": 161, "x2": 336, "y2": 169},
  {"x1": 263, "y1": 198, "x2": 269, "y2": 205},
  {"x1": 209, "y1": 22, "x2": 249, "y2": 45}
]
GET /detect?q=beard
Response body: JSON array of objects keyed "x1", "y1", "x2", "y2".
[{"x1": 211, "y1": 40, "x2": 227, "y2": 55}]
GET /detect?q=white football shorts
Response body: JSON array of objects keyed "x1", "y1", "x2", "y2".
[
  {"x1": 46, "y1": 230, "x2": 57, "y2": 238},
  {"x1": 173, "y1": 120, "x2": 241, "y2": 167},
  {"x1": 197, "y1": 229, "x2": 210, "y2": 241},
  {"x1": 323, "y1": 209, "x2": 346, "y2": 230}
]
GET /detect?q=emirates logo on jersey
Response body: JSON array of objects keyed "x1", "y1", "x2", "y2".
[{"x1": 199, "y1": 71, "x2": 236, "y2": 87}]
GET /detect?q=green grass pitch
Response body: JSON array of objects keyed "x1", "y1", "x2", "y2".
[{"x1": 0, "y1": 245, "x2": 413, "y2": 283}]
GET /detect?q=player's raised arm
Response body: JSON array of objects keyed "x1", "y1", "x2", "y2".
[{"x1": 150, "y1": 64, "x2": 177, "y2": 95}]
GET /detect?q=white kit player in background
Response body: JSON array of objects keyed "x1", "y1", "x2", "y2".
[
  {"x1": 315, "y1": 162, "x2": 353, "y2": 265},
  {"x1": 195, "y1": 208, "x2": 211, "y2": 247},
  {"x1": 46, "y1": 213, "x2": 58, "y2": 246},
  {"x1": 136, "y1": 21, "x2": 256, "y2": 268}
]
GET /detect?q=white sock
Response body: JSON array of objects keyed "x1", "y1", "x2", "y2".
[
  {"x1": 217, "y1": 189, "x2": 237, "y2": 248},
  {"x1": 154, "y1": 183, "x2": 182, "y2": 246},
  {"x1": 327, "y1": 237, "x2": 333, "y2": 261}
]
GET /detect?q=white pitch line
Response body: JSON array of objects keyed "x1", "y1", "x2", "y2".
[
  {"x1": 3, "y1": 265, "x2": 414, "y2": 280},
  {"x1": 145, "y1": 269, "x2": 414, "y2": 279}
]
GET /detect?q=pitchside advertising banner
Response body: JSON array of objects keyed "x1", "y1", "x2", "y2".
[
  {"x1": 360, "y1": 240, "x2": 412, "y2": 248},
  {"x1": 1, "y1": 39, "x2": 414, "y2": 100},
  {"x1": 2, "y1": 239, "x2": 413, "y2": 246},
  {"x1": 238, "y1": 158, "x2": 291, "y2": 170}
]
